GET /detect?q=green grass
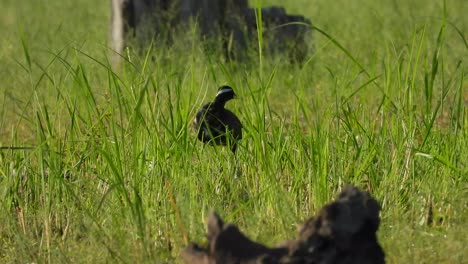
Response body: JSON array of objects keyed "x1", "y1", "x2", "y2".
[{"x1": 1, "y1": 0, "x2": 467, "y2": 263}]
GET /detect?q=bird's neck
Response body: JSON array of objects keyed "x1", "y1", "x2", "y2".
[{"x1": 213, "y1": 99, "x2": 227, "y2": 108}]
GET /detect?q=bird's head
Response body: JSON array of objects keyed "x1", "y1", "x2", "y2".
[{"x1": 215, "y1": 85, "x2": 237, "y2": 103}]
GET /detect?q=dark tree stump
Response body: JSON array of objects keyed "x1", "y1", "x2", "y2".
[{"x1": 110, "y1": 0, "x2": 312, "y2": 62}]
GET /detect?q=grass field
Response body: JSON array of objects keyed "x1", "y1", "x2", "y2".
[{"x1": 1, "y1": 0, "x2": 467, "y2": 263}]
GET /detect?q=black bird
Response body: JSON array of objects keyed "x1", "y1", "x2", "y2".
[{"x1": 194, "y1": 86, "x2": 243, "y2": 153}]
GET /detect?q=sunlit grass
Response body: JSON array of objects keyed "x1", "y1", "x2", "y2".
[{"x1": 0, "y1": 0, "x2": 466, "y2": 263}]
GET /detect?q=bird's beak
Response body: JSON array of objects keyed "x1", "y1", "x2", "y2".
[{"x1": 233, "y1": 94, "x2": 238, "y2": 99}]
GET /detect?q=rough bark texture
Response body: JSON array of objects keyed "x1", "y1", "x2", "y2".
[
  {"x1": 181, "y1": 185, "x2": 385, "y2": 264},
  {"x1": 110, "y1": 0, "x2": 311, "y2": 61}
]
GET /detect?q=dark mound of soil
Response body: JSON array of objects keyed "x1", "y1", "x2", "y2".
[{"x1": 181, "y1": 185, "x2": 385, "y2": 264}]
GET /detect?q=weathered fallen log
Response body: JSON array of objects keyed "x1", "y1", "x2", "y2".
[
  {"x1": 110, "y1": 0, "x2": 311, "y2": 61},
  {"x1": 181, "y1": 185, "x2": 385, "y2": 264}
]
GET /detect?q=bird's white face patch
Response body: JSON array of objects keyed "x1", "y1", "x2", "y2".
[{"x1": 216, "y1": 88, "x2": 233, "y2": 97}]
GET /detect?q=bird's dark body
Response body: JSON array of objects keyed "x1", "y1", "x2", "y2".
[{"x1": 195, "y1": 86, "x2": 242, "y2": 153}]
